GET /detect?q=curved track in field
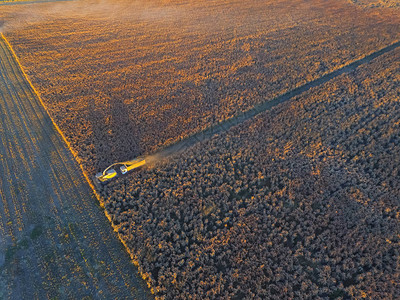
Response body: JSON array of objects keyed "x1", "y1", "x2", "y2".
[
  {"x1": 0, "y1": 35, "x2": 152, "y2": 299},
  {"x1": 152, "y1": 39, "x2": 400, "y2": 160}
]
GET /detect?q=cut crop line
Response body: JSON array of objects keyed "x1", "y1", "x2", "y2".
[
  {"x1": 153, "y1": 39, "x2": 400, "y2": 160},
  {"x1": 0, "y1": 33, "x2": 104, "y2": 207}
]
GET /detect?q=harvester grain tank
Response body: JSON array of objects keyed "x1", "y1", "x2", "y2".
[{"x1": 95, "y1": 168, "x2": 117, "y2": 184}]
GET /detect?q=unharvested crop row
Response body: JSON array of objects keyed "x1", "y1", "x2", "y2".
[
  {"x1": 1, "y1": 0, "x2": 399, "y2": 174},
  {"x1": 104, "y1": 48, "x2": 400, "y2": 299}
]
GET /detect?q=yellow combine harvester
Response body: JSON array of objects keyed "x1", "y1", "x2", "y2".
[{"x1": 95, "y1": 157, "x2": 146, "y2": 185}]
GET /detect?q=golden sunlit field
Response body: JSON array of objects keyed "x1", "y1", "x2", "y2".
[
  {"x1": 104, "y1": 47, "x2": 400, "y2": 299},
  {"x1": 1, "y1": 0, "x2": 399, "y2": 174},
  {"x1": 0, "y1": 0, "x2": 399, "y2": 299}
]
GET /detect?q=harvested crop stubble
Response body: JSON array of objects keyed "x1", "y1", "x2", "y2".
[
  {"x1": 104, "y1": 48, "x2": 400, "y2": 299},
  {"x1": 1, "y1": 0, "x2": 399, "y2": 174},
  {"x1": 0, "y1": 34, "x2": 152, "y2": 299}
]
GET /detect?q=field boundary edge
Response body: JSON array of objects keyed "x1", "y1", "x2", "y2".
[{"x1": 0, "y1": 32, "x2": 156, "y2": 294}]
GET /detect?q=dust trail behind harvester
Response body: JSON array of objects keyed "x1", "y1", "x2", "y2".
[{"x1": 144, "y1": 38, "x2": 400, "y2": 167}]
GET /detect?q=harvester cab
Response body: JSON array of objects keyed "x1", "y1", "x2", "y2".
[
  {"x1": 94, "y1": 157, "x2": 146, "y2": 186},
  {"x1": 95, "y1": 168, "x2": 117, "y2": 184}
]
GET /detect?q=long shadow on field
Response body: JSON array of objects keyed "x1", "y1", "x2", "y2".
[
  {"x1": 110, "y1": 96, "x2": 142, "y2": 162},
  {"x1": 89, "y1": 92, "x2": 142, "y2": 171}
]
